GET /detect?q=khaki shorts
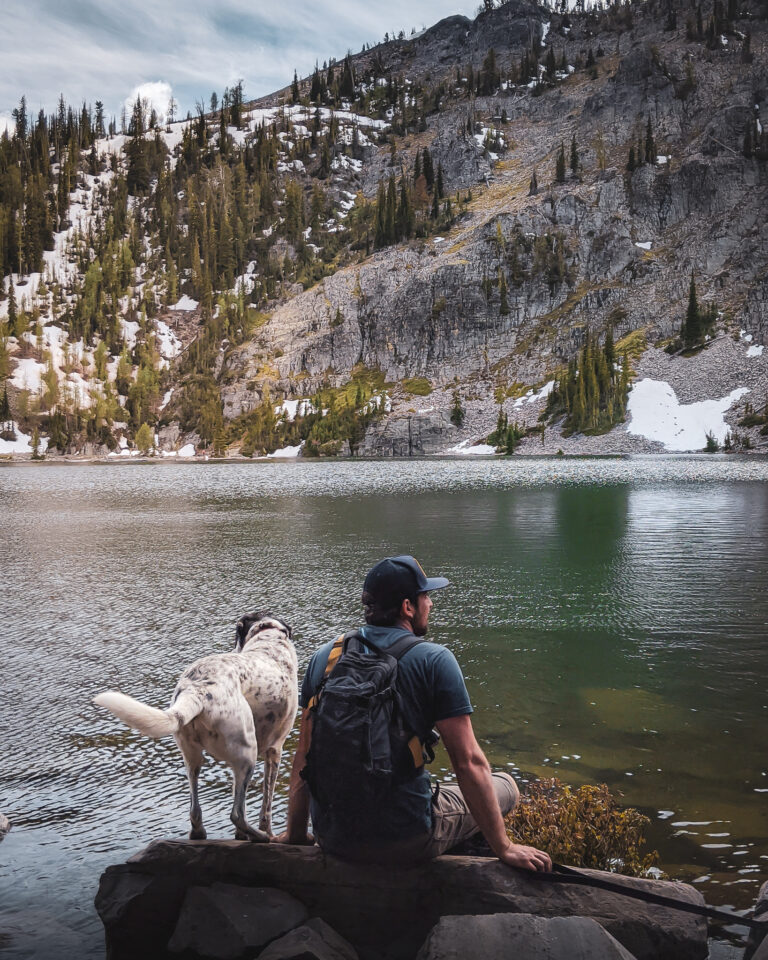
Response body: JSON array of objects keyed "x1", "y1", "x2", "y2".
[{"x1": 321, "y1": 772, "x2": 519, "y2": 865}]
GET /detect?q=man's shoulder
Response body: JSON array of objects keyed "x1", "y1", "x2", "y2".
[{"x1": 407, "y1": 639, "x2": 461, "y2": 667}]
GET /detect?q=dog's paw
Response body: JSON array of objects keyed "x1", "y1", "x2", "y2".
[
  {"x1": 189, "y1": 827, "x2": 207, "y2": 840},
  {"x1": 234, "y1": 826, "x2": 270, "y2": 843}
]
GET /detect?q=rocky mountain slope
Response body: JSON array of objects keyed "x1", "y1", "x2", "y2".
[{"x1": 2, "y1": 0, "x2": 768, "y2": 458}]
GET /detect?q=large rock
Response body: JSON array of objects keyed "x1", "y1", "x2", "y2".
[
  {"x1": 0, "y1": 813, "x2": 10, "y2": 839},
  {"x1": 360, "y1": 410, "x2": 456, "y2": 456},
  {"x1": 257, "y1": 917, "x2": 358, "y2": 960},
  {"x1": 167, "y1": 883, "x2": 308, "y2": 958},
  {"x1": 416, "y1": 913, "x2": 637, "y2": 960},
  {"x1": 95, "y1": 841, "x2": 708, "y2": 960}
]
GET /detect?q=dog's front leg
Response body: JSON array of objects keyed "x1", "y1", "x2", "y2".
[{"x1": 258, "y1": 746, "x2": 281, "y2": 837}]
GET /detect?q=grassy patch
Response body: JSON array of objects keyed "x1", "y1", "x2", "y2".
[{"x1": 402, "y1": 377, "x2": 433, "y2": 397}]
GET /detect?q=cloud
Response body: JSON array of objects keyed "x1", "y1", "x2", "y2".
[
  {"x1": 1, "y1": 0, "x2": 479, "y2": 121},
  {"x1": 124, "y1": 81, "x2": 173, "y2": 126}
]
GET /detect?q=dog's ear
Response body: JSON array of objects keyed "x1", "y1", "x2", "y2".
[{"x1": 234, "y1": 612, "x2": 261, "y2": 651}]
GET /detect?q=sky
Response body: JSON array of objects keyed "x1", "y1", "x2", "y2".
[{"x1": 1, "y1": 0, "x2": 479, "y2": 130}]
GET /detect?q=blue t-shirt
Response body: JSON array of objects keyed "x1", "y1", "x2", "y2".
[{"x1": 300, "y1": 624, "x2": 473, "y2": 843}]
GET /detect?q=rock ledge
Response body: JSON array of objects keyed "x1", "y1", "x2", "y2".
[{"x1": 95, "y1": 839, "x2": 708, "y2": 960}]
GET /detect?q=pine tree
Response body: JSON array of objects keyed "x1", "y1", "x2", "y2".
[
  {"x1": 627, "y1": 145, "x2": 636, "y2": 171},
  {"x1": 529, "y1": 168, "x2": 538, "y2": 195},
  {"x1": 682, "y1": 273, "x2": 700, "y2": 347},
  {"x1": 385, "y1": 176, "x2": 397, "y2": 243},
  {"x1": 422, "y1": 148, "x2": 434, "y2": 190},
  {"x1": 375, "y1": 181, "x2": 387, "y2": 247},
  {"x1": 135, "y1": 422, "x2": 154, "y2": 454},
  {"x1": 310, "y1": 67, "x2": 322, "y2": 102},
  {"x1": 291, "y1": 71, "x2": 300, "y2": 103},
  {"x1": 31, "y1": 426, "x2": 43, "y2": 459},
  {"x1": 340, "y1": 56, "x2": 355, "y2": 100},
  {"x1": 570, "y1": 135, "x2": 579, "y2": 175},
  {"x1": 450, "y1": 391, "x2": 465, "y2": 427},
  {"x1": 7, "y1": 276, "x2": 17, "y2": 334},
  {"x1": 604, "y1": 327, "x2": 615, "y2": 372},
  {"x1": 555, "y1": 142, "x2": 566, "y2": 183},
  {"x1": 0, "y1": 383, "x2": 10, "y2": 423}
]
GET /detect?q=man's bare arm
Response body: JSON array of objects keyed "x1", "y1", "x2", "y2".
[
  {"x1": 435, "y1": 714, "x2": 551, "y2": 872},
  {"x1": 276, "y1": 707, "x2": 313, "y2": 844}
]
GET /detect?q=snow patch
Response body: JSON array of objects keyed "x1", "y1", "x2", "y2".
[
  {"x1": 635, "y1": 241, "x2": 652, "y2": 250},
  {"x1": 267, "y1": 442, "x2": 303, "y2": 458},
  {"x1": 513, "y1": 380, "x2": 555, "y2": 409},
  {"x1": 155, "y1": 320, "x2": 182, "y2": 361},
  {"x1": 177, "y1": 443, "x2": 196, "y2": 458},
  {"x1": 747, "y1": 344, "x2": 764, "y2": 357},
  {"x1": 120, "y1": 318, "x2": 140, "y2": 349},
  {"x1": 169, "y1": 295, "x2": 199, "y2": 311},
  {"x1": 275, "y1": 398, "x2": 315, "y2": 421},
  {"x1": 448, "y1": 439, "x2": 497, "y2": 455},
  {"x1": 11, "y1": 357, "x2": 46, "y2": 393},
  {"x1": 626, "y1": 379, "x2": 749, "y2": 451},
  {"x1": 0, "y1": 422, "x2": 48, "y2": 455}
]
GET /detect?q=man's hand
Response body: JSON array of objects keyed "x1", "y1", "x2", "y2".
[
  {"x1": 274, "y1": 830, "x2": 315, "y2": 845},
  {"x1": 498, "y1": 842, "x2": 552, "y2": 872}
]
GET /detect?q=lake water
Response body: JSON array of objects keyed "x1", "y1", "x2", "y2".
[{"x1": 1, "y1": 457, "x2": 768, "y2": 958}]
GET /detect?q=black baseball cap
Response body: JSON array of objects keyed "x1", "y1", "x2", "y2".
[{"x1": 363, "y1": 555, "x2": 450, "y2": 607}]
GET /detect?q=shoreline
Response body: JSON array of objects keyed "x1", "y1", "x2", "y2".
[{"x1": 3, "y1": 449, "x2": 768, "y2": 465}]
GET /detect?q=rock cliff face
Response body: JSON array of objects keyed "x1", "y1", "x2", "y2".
[{"x1": 216, "y1": 0, "x2": 768, "y2": 454}]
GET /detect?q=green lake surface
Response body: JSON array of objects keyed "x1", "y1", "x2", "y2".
[{"x1": 1, "y1": 457, "x2": 767, "y2": 957}]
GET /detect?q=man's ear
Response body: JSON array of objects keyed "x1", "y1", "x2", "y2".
[{"x1": 400, "y1": 597, "x2": 416, "y2": 619}]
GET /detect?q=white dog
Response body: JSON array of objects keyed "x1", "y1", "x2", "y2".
[{"x1": 93, "y1": 611, "x2": 298, "y2": 842}]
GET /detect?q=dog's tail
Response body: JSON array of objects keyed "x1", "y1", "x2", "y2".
[{"x1": 93, "y1": 689, "x2": 202, "y2": 738}]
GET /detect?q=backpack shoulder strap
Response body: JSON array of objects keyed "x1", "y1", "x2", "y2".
[
  {"x1": 307, "y1": 634, "x2": 346, "y2": 710},
  {"x1": 385, "y1": 631, "x2": 427, "y2": 661},
  {"x1": 324, "y1": 633, "x2": 347, "y2": 676}
]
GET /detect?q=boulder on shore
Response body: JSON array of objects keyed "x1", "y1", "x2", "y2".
[
  {"x1": 416, "y1": 913, "x2": 638, "y2": 960},
  {"x1": 167, "y1": 883, "x2": 308, "y2": 958},
  {"x1": 258, "y1": 917, "x2": 359, "y2": 960},
  {"x1": 94, "y1": 839, "x2": 708, "y2": 960}
]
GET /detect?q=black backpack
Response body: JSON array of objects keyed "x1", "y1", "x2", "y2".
[{"x1": 301, "y1": 630, "x2": 436, "y2": 840}]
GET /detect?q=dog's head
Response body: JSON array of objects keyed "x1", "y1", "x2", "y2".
[{"x1": 234, "y1": 610, "x2": 293, "y2": 652}]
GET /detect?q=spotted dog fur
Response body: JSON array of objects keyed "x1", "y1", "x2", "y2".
[{"x1": 93, "y1": 611, "x2": 298, "y2": 841}]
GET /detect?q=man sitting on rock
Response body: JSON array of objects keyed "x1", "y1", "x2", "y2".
[{"x1": 278, "y1": 555, "x2": 552, "y2": 871}]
